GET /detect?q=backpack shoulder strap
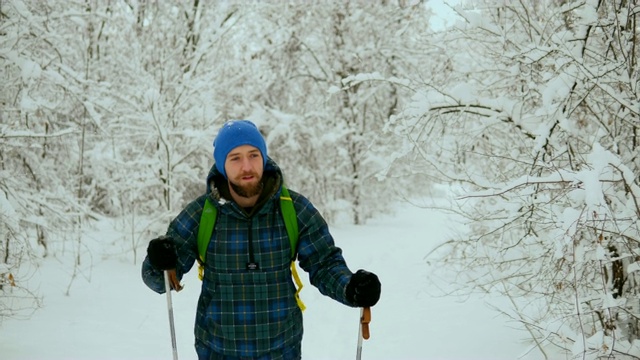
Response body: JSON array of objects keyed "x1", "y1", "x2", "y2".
[
  {"x1": 280, "y1": 185, "x2": 306, "y2": 311},
  {"x1": 279, "y1": 185, "x2": 299, "y2": 260},
  {"x1": 197, "y1": 198, "x2": 217, "y2": 264},
  {"x1": 197, "y1": 187, "x2": 299, "y2": 264},
  {"x1": 196, "y1": 187, "x2": 305, "y2": 310},
  {"x1": 198, "y1": 188, "x2": 298, "y2": 263}
]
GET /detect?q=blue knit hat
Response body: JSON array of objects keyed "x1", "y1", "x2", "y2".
[{"x1": 213, "y1": 120, "x2": 268, "y2": 179}]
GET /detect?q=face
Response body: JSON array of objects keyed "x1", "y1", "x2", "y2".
[{"x1": 224, "y1": 145, "x2": 264, "y2": 198}]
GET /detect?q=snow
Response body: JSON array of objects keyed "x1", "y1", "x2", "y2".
[
  {"x1": 1, "y1": 201, "x2": 535, "y2": 360},
  {"x1": 629, "y1": 262, "x2": 640, "y2": 274}
]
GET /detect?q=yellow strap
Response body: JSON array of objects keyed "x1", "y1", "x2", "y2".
[{"x1": 291, "y1": 262, "x2": 306, "y2": 311}]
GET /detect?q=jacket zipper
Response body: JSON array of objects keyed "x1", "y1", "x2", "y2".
[{"x1": 246, "y1": 217, "x2": 259, "y2": 270}]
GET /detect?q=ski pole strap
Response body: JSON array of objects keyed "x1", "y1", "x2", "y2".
[{"x1": 361, "y1": 307, "x2": 371, "y2": 340}]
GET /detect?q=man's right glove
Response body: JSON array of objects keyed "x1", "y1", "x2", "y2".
[
  {"x1": 346, "y1": 269, "x2": 381, "y2": 307},
  {"x1": 147, "y1": 236, "x2": 177, "y2": 270}
]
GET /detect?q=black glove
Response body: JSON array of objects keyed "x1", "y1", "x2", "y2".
[
  {"x1": 346, "y1": 269, "x2": 381, "y2": 307},
  {"x1": 147, "y1": 236, "x2": 177, "y2": 270}
]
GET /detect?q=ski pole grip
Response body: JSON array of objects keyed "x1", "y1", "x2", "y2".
[
  {"x1": 361, "y1": 307, "x2": 371, "y2": 340},
  {"x1": 167, "y1": 269, "x2": 184, "y2": 292}
]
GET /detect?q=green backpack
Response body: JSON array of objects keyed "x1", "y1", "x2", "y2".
[{"x1": 196, "y1": 185, "x2": 306, "y2": 311}]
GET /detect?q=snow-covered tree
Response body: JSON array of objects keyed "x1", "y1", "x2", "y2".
[
  {"x1": 211, "y1": 1, "x2": 430, "y2": 224},
  {"x1": 1, "y1": 0, "x2": 435, "y2": 318},
  {"x1": 388, "y1": 0, "x2": 640, "y2": 357}
]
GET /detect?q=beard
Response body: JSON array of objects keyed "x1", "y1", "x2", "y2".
[{"x1": 229, "y1": 175, "x2": 263, "y2": 198}]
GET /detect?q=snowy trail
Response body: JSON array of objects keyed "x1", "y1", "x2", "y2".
[{"x1": 1, "y1": 203, "x2": 530, "y2": 359}]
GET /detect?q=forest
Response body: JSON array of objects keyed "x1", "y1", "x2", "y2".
[{"x1": 1, "y1": 0, "x2": 639, "y2": 358}]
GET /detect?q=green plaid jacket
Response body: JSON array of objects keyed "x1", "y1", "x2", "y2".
[{"x1": 142, "y1": 159, "x2": 355, "y2": 358}]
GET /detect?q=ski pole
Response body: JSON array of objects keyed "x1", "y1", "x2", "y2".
[
  {"x1": 164, "y1": 270, "x2": 179, "y2": 360},
  {"x1": 356, "y1": 307, "x2": 371, "y2": 360}
]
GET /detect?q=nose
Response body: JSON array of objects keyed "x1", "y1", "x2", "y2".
[{"x1": 240, "y1": 157, "x2": 252, "y2": 171}]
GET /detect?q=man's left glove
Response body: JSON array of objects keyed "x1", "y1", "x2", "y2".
[
  {"x1": 147, "y1": 236, "x2": 177, "y2": 270},
  {"x1": 346, "y1": 269, "x2": 381, "y2": 307}
]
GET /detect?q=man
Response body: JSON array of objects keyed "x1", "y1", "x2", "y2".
[{"x1": 142, "y1": 120, "x2": 381, "y2": 359}]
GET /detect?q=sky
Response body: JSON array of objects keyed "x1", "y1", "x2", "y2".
[{"x1": 0, "y1": 196, "x2": 560, "y2": 360}]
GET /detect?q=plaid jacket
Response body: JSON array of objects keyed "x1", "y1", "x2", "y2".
[{"x1": 142, "y1": 159, "x2": 355, "y2": 358}]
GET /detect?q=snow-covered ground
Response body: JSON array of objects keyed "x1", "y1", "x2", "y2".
[{"x1": 1, "y1": 202, "x2": 540, "y2": 359}]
